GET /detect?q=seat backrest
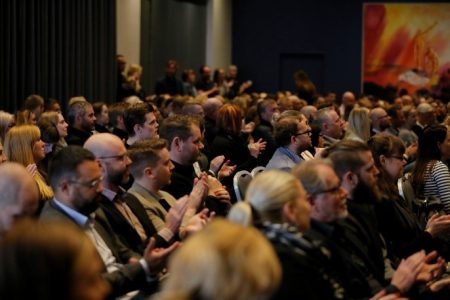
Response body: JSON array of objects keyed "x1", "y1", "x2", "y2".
[
  {"x1": 251, "y1": 166, "x2": 266, "y2": 177},
  {"x1": 233, "y1": 170, "x2": 253, "y2": 201}
]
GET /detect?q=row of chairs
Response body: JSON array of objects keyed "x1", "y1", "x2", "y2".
[{"x1": 233, "y1": 166, "x2": 266, "y2": 201}]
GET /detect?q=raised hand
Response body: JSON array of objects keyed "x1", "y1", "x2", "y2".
[
  {"x1": 143, "y1": 237, "x2": 180, "y2": 274},
  {"x1": 165, "y1": 196, "x2": 190, "y2": 234}
]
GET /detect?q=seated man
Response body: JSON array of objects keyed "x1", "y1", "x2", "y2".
[
  {"x1": 40, "y1": 146, "x2": 179, "y2": 298},
  {"x1": 124, "y1": 103, "x2": 159, "y2": 148},
  {"x1": 66, "y1": 101, "x2": 96, "y2": 146},
  {"x1": 128, "y1": 138, "x2": 210, "y2": 240},
  {"x1": 266, "y1": 115, "x2": 312, "y2": 171},
  {"x1": 84, "y1": 133, "x2": 180, "y2": 253},
  {"x1": 159, "y1": 115, "x2": 231, "y2": 215},
  {"x1": 315, "y1": 107, "x2": 345, "y2": 148}
]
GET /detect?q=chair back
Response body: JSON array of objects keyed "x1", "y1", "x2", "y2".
[{"x1": 233, "y1": 170, "x2": 253, "y2": 201}]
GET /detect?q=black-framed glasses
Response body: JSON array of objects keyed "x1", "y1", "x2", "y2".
[
  {"x1": 295, "y1": 130, "x2": 312, "y2": 136},
  {"x1": 98, "y1": 152, "x2": 129, "y2": 161},
  {"x1": 312, "y1": 184, "x2": 342, "y2": 196},
  {"x1": 68, "y1": 176, "x2": 103, "y2": 189}
]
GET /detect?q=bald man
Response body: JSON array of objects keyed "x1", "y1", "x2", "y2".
[
  {"x1": 0, "y1": 162, "x2": 39, "y2": 233},
  {"x1": 84, "y1": 133, "x2": 177, "y2": 253},
  {"x1": 339, "y1": 91, "x2": 356, "y2": 121},
  {"x1": 370, "y1": 107, "x2": 392, "y2": 135},
  {"x1": 203, "y1": 97, "x2": 223, "y2": 146}
]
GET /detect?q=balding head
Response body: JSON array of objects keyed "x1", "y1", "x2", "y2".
[
  {"x1": 84, "y1": 133, "x2": 124, "y2": 158},
  {"x1": 202, "y1": 97, "x2": 223, "y2": 119},
  {"x1": 0, "y1": 162, "x2": 39, "y2": 232},
  {"x1": 342, "y1": 91, "x2": 356, "y2": 106},
  {"x1": 84, "y1": 133, "x2": 132, "y2": 188},
  {"x1": 370, "y1": 107, "x2": 391, "y2": 131}
]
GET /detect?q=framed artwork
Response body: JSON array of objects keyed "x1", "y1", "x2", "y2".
[{"x1": 363, "y1": 3, "x2": 450, "y2": 99}]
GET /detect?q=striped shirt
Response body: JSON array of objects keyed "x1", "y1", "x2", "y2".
[{"x1": 423, "y1": 160, "x2": 450, "y2": 213}]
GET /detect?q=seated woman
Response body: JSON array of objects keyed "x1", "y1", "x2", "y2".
[
  {"x1": 153, "y1": 219, "x2": 281, "y2": 300},
  {"x1": 4, "y1": 125, "x2": 54, "y2": 210},
  {"x1": 0, "y1": 219, "x2": 110, "y2": 300},
  {"x1": 411, "y1": 125, "x2": 450, "y2": 213},
  {"x1": 93, "y1": 102, "x2": 111, "y2": 133},
  {"x1": 228, "y1": 170, "x2": 346, "y2": 299},
  {"x1": 39, "y1": 111, "x2": 69, "y2": 153},
  {"x1": 368, "y1": 133, "x2": 450, "y2": 259}
]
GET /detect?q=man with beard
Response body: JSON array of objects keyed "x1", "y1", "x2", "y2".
[
  {"x1": 84, "y1": 133, "x2": 182, "y2": 253},
  {"x1": 66, "y1": 101, "x2": 96, "y2": 146},
  {"x1": 294, "y1": 158, "x2": 386, "y2": 298},
  {"x1": 370, "y1": 107, "x2": 392, "y2": 135},
  {"x1": 159, "y1": 115, "x2": 231, "y2": 216},
  {"x1": 40, "y1": 146, "x2": 179, "y2": 299},
  {"x1": 266, "y1": 115, "x2": 312, "y2": 171}
]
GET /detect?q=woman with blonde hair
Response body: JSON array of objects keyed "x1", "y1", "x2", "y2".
[
  {"x1": 153, "y1": 219, "x2": 281, "y2": 300},
  {"x1": 0, "y1": 219, "x2": 110, "y2": 300},
  {"x1": 39, "y1": 111, "x2": 68, "y2": 153},
  {"x1": 4, "y1": 125, "x2": 54, "y2": 208},
  {"x1": 228, "y1": 170, "x2": 348, "y2": 299},
  {"x1": 122, "y1": 64, "x2": 146, "y2": 100},
  {"x1": 345, "y1": 107, "x2": 371, "y2": 142}
]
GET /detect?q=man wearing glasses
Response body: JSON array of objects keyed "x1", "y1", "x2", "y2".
[
  {"x1": 266, "y1": 115, "x2": 312, "y2": 171},
  {"x1": 40, "y1": 146, "x2": 179, "y2": 299}
]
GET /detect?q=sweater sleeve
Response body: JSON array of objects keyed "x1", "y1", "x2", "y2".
[{"x1": 431, "y1": 161, "x2": 450, "y2": 213}]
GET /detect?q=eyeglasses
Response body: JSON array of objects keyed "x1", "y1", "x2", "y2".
[
  {"x1": 312, "y1": 184, "x2": 342, "y2": 196},
  {"x1": 295, "y1": 130, "x2": 312, "y2": 136},
  {"x1": 68, "y1": 176, "x2": 103, "y2": 189},
  {"x1": 98, "y1": 152, "x2": 129, "y2": 161}
]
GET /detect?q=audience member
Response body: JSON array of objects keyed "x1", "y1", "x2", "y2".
[
  {"x1": 159, "y1": 115, "x2": 231, "y2": 215},
  {"x1": 23, "y1": 94, "x2": 45, "y2": 120},
  {"x1": 109, "y1": 102, "x2": 130, "y2": 142},
  {"x1": 124, "y1": 103, "x2": 159, "y2": 147},
  {"x1": 411, "y1": 125, "x2": 450, "y2": 213},
  {"x1": 370, "y1": 107, "x2": 392, "y2": 135},
  {"x1": 0, "y1": 111, "x2": 14, "y2": 143},
  {"x1": 344, "y1": 107, "x2": 371, "y2": 142},
  {"x1": 266, "y1": 116, "x2": 312, "y2": 170},
  {"x1": 4, "y1": 125, "x2": 54, "y2": 208},
  {"x1": 182, "y1": 69, "x2": 198, "y2": 97},
  {"x1": 153, "y1": 219, "x2": 281, "y2": 300},
  {"x1": 84, "y1": 133, "x2": 172, "y2": 253},
  {"x1": 15, "y1": 109, "x2": 37, "y2": 125},
  {"x1": 40, "y1": 146, "x2": 179, "y2": 298},
  {"x1": 66, "y1": 101, "x2": 96, "y2": 146},
  {"x1": 315, "y1": 107, "x2": 345, "y2": 147},
  {"x1": 92, "y1": 102, "x2": 111, "y2": 133},
  {"x1": 0, "y1": 162, "x2": 39, "y2": 234},
  {"x1": 39, "y1": 111, "x2": 69, "y2": 153},
  {"x1": 412, "y1": 103, "x2": 437, "y2": 139},
  {"x1": 155, "y1": 60, "x2": 184, "y2": 96},
  {"x1": 0, "y1": 219, "x2": 111, "y2": 300},
  {"x1": 253, "y1": 99, "x2": 279, "y2": 166}
]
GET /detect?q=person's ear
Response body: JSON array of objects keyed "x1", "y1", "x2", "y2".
[
  {"x1": 143, "y1": 166, "x2": 153, "y2": 178},
  {"x1": 379, "y1": 154, "x2": 387, "y2": 166},
  {"x1": 343, "y1": 171, "x2": 358, "y2": 188},
  {"x1": 173, "y1": 136, "x2": 183, "y2": 152},
  {"x1": 133, "y1": 123, "x2": 141, "y2": 136},
  {"x1": 282, "y1": 201, "x2": 297, "y2": 226}
]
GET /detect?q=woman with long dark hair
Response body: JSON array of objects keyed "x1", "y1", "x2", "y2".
[{"x1": 411, "y1": 125, "x2": 450, "y2": 213}]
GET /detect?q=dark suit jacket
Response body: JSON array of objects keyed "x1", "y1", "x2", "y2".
[
  {"x1": 40, "y1": 200, "x2": 157, "y2": 298},
  {"x1": 99, "y1": 193, "x2": 170, "y2": 254},
  {"x1": 66, "y1": 126, "x2": 92, "y2": 146}
]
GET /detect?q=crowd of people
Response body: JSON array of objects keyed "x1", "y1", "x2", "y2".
[{"x1": 2, "y1": 58, "x2": 450, "y2": 300}]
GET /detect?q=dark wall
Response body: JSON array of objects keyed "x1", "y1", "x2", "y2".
[
  {"x1": 232, "y1": 0, "x2": 445, "y2": 98},
  {"x1": 0, "y1": 0, "x2": 116, "y2": 112},
  {"x1": 141, "y1": 0, "x2": 207, "y2": 95}
]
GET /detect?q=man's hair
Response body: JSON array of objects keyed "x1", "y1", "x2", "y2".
[
  {"x1": 159, "y1": 115, "x2": 194, "y2": 150},
  {"x1": 128, "y1": 138, "x2": 168, "y2": 179},
  {"x1": 273, "y1": 117, "x2": 299, "y2": 147},
  {"x1": 66, "y1": 101, "x2": 92, "y2": 126},
  {"x1": 321, "y1": 140, "x2": 370, "y2": 179},
  {"x1": 48, "y1": 146, "x2": 96, "y2": 190},
  {"x1": 123, "y1": 103, "x2": 154, "y2": 135},
  {"x1": 293, "y1": 159, "x2": 333, "y2": 196},
  {"x1": 257, "y1": 99, "x2": 276, "y2": 117},
  {"x1": 23, "y1": 94, "x2": 44, "y2": 111},
  {"x1": 108, "y1": 102, "x2": 130, "y2": 127},
  {"x1": 314, "y1": 107, "x2": 333, "y2": 128}
]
